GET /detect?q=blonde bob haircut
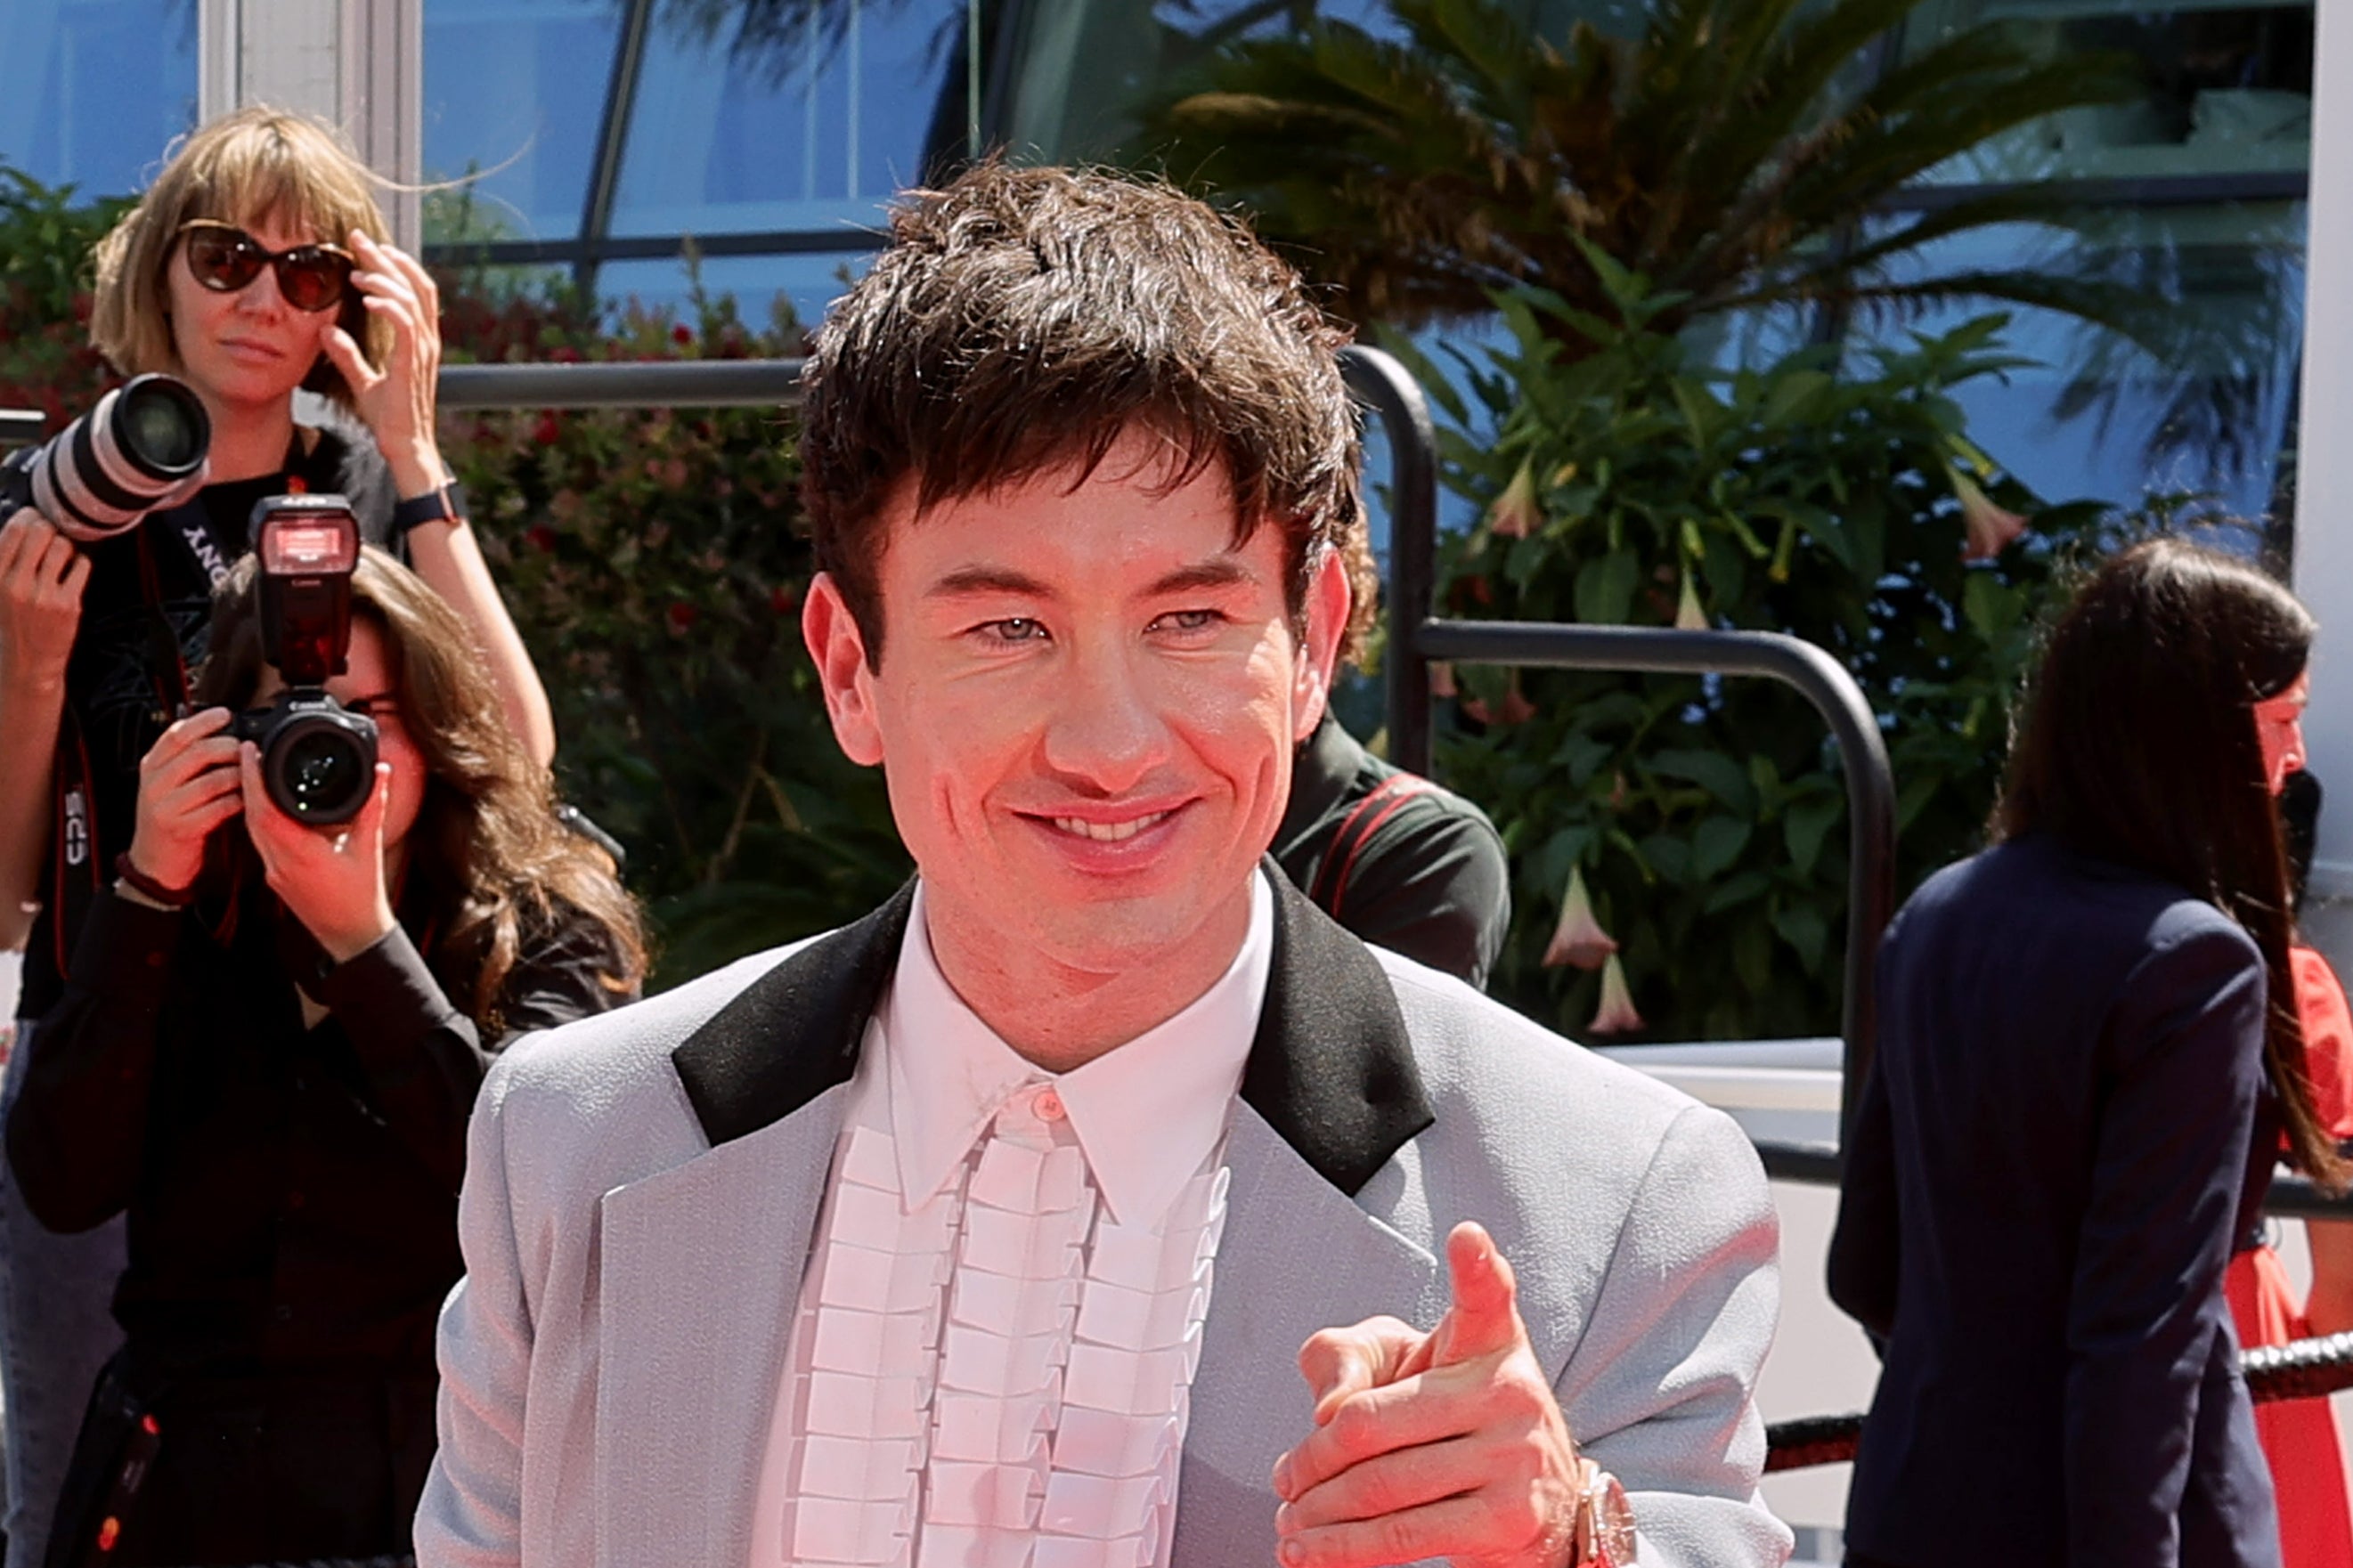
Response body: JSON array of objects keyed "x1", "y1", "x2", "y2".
[{"x1": 91, "y1": 105, "x2": 394, "y2": 413}]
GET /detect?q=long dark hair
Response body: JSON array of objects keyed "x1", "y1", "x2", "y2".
[
  {"x1": 194, "y1": 548, "x2": 646, "y2": 1034},
  {"x1": 1996, "y1": 537, "x2": 2346, "y2": 1190}
]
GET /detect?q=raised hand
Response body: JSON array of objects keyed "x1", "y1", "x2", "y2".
[
  {"x1": 0, "y1": 509, "x2": 92, "y2": 694},
  {"x1": 1272, "y1": 1222, "x2": 1586, "y2": 1568},
  {"x1": 318, "y1": 230, "x2": 446, "y2": 497},
  {"x1": 126, "y1": 708, "x2": 244, "y2": 895},
  {"x1": 240, "y1": 745, "x2": 397, "y2": 964}
]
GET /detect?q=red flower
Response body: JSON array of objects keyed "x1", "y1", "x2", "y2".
[
  {"x1": 672, "y1": 323, "x2": 695, "y2": 346},
  {"x1": 666, "y1": 601, "x2": 700, "y2": 633},
  {"x1": 771, "y1": 583, "x2": 802, "y2": 615},
  {"x1": 533, "y1": 413, "x2": 561, "y2": 446},
  {"x1": 525, "y1": 525, "x2": 558, "y2": 553}
]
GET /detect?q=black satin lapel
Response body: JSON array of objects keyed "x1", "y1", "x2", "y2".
[
  {"x1": 1240, "y1": 866, "x2": 1435, "y2": 1196},
  {"x1": 670, "y1": 881, "x2": 917, "y2": 1147}
]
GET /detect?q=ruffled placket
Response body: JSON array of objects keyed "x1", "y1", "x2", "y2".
[{"x1": 777, "y1": 1086, "x2": 1230, "y2": 1568}]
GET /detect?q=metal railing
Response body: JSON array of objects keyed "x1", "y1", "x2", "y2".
[{"x1": 1344, "y1": 346, "x2": 1901, "y2": 1136}]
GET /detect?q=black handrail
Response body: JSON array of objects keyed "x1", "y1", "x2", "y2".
[
  {"x1": 1412, "y1": 622, "x2": 1899, "y2": 1141},
  {"x1": 438, "y1": 358, "x2": 807, "y2": 410},
  {"x1": 1355, "y1": 334, "x2": 1901, "y2": 1133},
  {"x1": 1334, "y1": 346, "x2": 1438, "y2": 768}
]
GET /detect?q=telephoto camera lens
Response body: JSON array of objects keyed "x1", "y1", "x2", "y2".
[{"x1": 0, "y1": 374, "x2": 211, "y2": 541}]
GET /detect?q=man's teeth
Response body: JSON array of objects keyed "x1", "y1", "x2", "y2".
[{"x1": 1053, "y1": 811, "x2": 1169, "y2": 842}]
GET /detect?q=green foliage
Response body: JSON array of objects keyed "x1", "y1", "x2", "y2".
[
  {"x1": 439, "y1": 280, "x2": 908, "y2": 987},
  {"x1": 1131, "y1": 0, "x2": 2146, "y2": 346},
  {"x1": 0, "y1": 167, "x2": 128, "y2": 430},
  {"x1": 1423, "y1": 269, "x2": 2103, "y2": 1040}
]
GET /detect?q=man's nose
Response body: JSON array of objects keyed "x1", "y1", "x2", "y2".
[{"x1": 1038, "y1": 646, "x2": 1170, "y2": 792}]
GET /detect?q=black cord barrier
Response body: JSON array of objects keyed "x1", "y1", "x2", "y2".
[{"x1": 1763, "y1": 1330, "x2": 2353, "y2": 1473}]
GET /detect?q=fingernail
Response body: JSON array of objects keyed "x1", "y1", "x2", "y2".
[
  {"x1": 1274, "y1": 1503, "x2": 1296, "y2": 1535},
  {"x1": 1271, "y1": 1455, "x2": 1291, "y2": 1499},
  {"x1": 1279, "y1": 1540, "x2": 1307, "y2": 1565}
]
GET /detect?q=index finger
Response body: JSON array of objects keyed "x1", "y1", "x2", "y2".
[
  {"x1": 1299, "y1": 1317, "x2": 1421, "y2": 1422},
  {"x1": 1276, "y1": 1364, "x2": 1496, "y2": 1505},
  {"x1": 147, "y1": 706, "x2": 233, "y2": 761},
  {"x1": 0, "y1": 508, "x2": 58, "y2": 576}
]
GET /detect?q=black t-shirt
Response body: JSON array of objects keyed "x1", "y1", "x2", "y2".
[
  {"x1": 1272, "y1": 714, "x2": 1512, "y2": 989},
  {"x1": 20, "y1": 421, "x2": 398, "y2": 1019},
  {"x1": 11, "y1": 881, "x2": 628, "y2": 1564}
]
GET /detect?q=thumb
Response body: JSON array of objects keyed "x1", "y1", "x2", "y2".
[
  {"x1": 353, "y1": 762, "x2": 392, "y2": 849},
  {"x1": 1431, "y1": 1221, "x2": 1525, "y2": 1368}
]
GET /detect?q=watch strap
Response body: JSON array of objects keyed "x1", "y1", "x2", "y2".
[{"x1": 392, "y1": 479, "x2": 468, "y2": 534}]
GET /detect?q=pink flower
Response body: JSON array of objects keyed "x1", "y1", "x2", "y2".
[
  {"x1": 1588, "y1": 953, "x2": 1646, "y2": 1036},
  {"x1": 1954, "y1": 471, "x2": 2028, "y2": 563},
  {"x1": 1543, "y1": 865, "x2": 1617, "y2": 971},
  {"x1": 1486, "y1": 459, "x2": 1539, "y2": 540},
  {"x1": 1674, "y1": 570, "x2": 1707, "y2": 630}
]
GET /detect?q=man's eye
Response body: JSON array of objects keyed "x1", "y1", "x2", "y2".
[
  {"x1": 981, "y1": 618, "x2": 1047, "y2": 644},
  {"x1": 1154, "y1": 609, "x2": 1225, "y2": 633}
]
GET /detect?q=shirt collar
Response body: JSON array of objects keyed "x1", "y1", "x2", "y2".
[{"x1": 881, "y1": 872, "x2": 1274, "y2": 1228}]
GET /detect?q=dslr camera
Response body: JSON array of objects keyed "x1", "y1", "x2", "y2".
[
  {"x1": 230, "y1": 496, "x2": 379, "y2": 825},
  {"x1": 0, "y1": 374, "x2": 211, "y2": 538}
]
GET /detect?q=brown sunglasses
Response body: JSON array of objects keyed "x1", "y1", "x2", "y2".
[{"x1": 177, "y1": 220, "x2": 355, "y2": 313}]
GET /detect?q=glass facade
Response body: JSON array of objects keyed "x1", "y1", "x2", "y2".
[
  {"x1": 0, "y1": 0, "x2": 198, "y2": 200},
  {"x1": 0, "y1": 0, "x2": 2322, "y2": 532}
]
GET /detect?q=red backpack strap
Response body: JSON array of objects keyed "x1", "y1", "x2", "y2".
[{"x1": 1311, "y1": 773, "x2": 1439, "y2": 922}]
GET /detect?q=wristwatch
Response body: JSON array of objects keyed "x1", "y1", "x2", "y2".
[{"x1": 1569, "y1": 1459, "x2": 1637, "y2": 1566}]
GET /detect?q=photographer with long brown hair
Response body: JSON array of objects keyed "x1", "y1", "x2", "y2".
[
  {"x1": 5, "y1": 547, "x2": 639, "y2": 1568},
  {"x1": 1830, "y1": 537, "x2": 2345, "y2": 1568}
]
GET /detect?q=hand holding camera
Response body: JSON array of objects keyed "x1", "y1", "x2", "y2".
[
  {"x1": 0, "y1": 510, "x2": 91, "y2": 694},
  {"x1": 240, "y1": 743, "x2": 396, "y2": 963},
  {"x1": 126, "y1": 708, "x2": 245, "y2": 896}
]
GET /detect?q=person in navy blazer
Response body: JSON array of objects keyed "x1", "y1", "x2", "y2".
[{"x1": 1830, "y1": 539, "x2": 2351, "y2": 1567}]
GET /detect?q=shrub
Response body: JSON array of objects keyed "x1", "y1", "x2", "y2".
[
  {"x1": 1422, "y1": 256, "x2": 2102, "y2": 1041},
  {"x1": 0, "y1": 167, "x2": 126, "y2": 430}
]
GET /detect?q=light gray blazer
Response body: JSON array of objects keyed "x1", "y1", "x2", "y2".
[{"x1": 414, "y1": 876, "x2": 1792, "y2": 1567}]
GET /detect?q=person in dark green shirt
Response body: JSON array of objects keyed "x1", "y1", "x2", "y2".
[{"x1": 1271, "y1": 533, "x2": 1510, "y2": 989}]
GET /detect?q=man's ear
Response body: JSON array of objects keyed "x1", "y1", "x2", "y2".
[
  {"x1": 802, "y1": 573, "x2": 885, "y2": 767},
  {"x1": 1293, "y1": 546, "x2": 1351, "y2": 737}
]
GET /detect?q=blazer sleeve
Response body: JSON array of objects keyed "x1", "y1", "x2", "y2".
[
  {"x1": 1560, "y1": 1102, "x2": 1794, "y2": 1567},
  {"x1": 415, "y1": 1050, "x2": 535, "y2": 1568},
  {"x1": 2064, "y1": 923, "x2": 2268, "y2": 1567},
  {"x1": 1826, "y1": 1054, "x2": 1900, "y2": 1337}
]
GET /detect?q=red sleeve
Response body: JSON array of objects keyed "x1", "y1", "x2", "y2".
[{"x1": 2290, "y1": 946, "x2": 2353, "y2": 1141}]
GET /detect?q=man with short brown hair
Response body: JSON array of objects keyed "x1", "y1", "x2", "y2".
[{"x1": 418, "y1": 165, "x2": 1789, "y2": 1568}]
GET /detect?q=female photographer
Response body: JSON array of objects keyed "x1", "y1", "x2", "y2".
[
  {"x1": 1830, "y1": 538, "x2": 2348, "y2": 1567},
  {"x1": 6, "y1": 546, "x2": 640, "y2": 1567},
  {"x1": 0, "y1": 106, "x2": 553, "y2": 1566}
]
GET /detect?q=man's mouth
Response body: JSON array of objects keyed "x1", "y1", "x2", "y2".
[{"x1": 1049, "y1": 809, "x2": 1172, "y2": 843}]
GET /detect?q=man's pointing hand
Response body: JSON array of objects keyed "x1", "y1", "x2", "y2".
[{"x1": 1271, "y1": 1221, "x2": 1586, "y2": 1567}]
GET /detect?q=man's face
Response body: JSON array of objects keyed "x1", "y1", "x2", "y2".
[{"x1": 806, "y1": 433, "x2": 1347, "y2": 987}]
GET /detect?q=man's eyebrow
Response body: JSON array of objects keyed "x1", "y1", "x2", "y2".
[
  {"x1": 926, "y1": 565, "x2": 1055, "y2": 598},
  {"x1": 1144, "y1": 559, "x2": 1255, "y2": 597}
]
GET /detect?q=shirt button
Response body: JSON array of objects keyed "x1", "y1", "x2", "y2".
[{"x1": 1034, "y1": 1089, "x2": 1066, "y2": 1122}]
